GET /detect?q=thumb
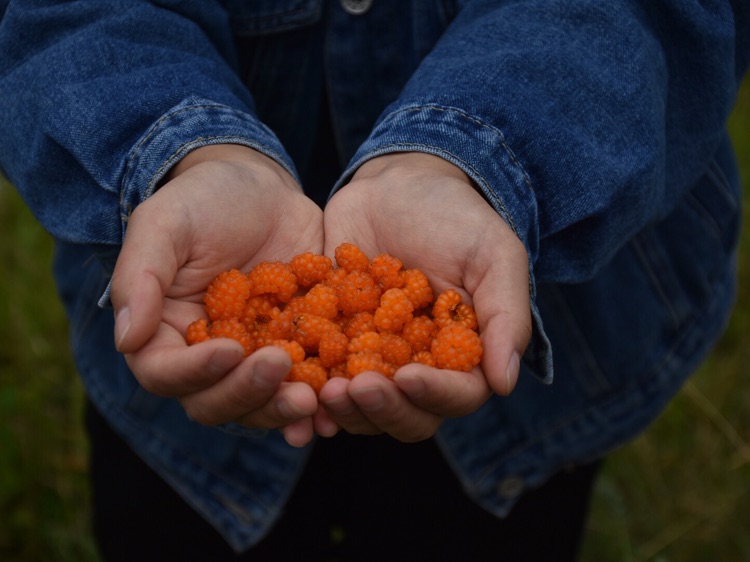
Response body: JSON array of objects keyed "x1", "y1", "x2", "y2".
[
  {"x1": 110, "y1": 203, "x2": 181, "y2": 354},
  {"x1": 468, "y1": 237, "x2": 532, "y2": 397}
]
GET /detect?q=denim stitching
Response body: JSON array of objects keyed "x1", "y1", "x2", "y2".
[{"x1": 387, "y1": 104, "x2": 534, "y2": 193}]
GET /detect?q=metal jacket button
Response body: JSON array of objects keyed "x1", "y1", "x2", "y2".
[{"x1": 340, "y1": 0, "x2": 373, "y2": 15}]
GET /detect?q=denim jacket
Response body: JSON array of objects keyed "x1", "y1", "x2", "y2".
[{"x1": 1, "y1": 0, "x2": 748, "y2": 552}]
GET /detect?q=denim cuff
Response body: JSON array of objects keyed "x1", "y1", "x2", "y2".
[
  {"x1": 334, "y1": 103, "x2": 552, "y2": 383},
  {"x1": 120, "y1": 95, "x2": 299, "y2": 241},
  {"x1": 98, "y1": 96, "x2": 298, "y2": 308}
]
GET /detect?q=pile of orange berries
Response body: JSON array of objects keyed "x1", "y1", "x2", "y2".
[{"x1": 185, "y1": 243, "x2": 482, "y2": 393}]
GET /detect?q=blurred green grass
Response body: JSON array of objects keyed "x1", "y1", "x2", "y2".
[{"x1": 0, "y1": 76, "x2": 748, "y2": 560}]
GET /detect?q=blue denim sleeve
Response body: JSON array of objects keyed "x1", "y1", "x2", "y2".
[
  {"x1": 0, "y1": 0, "x2": 297, "y2": 245},
  {"x1": 340, "y1": 0, "x2": 749, "y2": 285}
]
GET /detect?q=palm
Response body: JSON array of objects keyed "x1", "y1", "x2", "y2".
[{"x1": 317, "y1": 153, "x2": 532, "y2": 442}]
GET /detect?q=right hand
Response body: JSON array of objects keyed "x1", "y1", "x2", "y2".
[{"x1": 109, "y1": 144, "x2": 324, "y2": 447}]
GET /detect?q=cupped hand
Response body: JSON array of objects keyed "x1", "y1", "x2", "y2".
[
  {"x1": 110, "y1": 144, "x2": 324, "y2": 447},
  {"x1": 316, "y1": 152, "x2": 532, "y2": 442}
]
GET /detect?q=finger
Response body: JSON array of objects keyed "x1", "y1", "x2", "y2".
[
  {"x1": 124, "y1": 325, "x2": 245, "y2": 396},
  {"x1": 111, "y1": 203, "x2": 182, "y2": 354},
  {"x1": 393, "y1": 363, "x2": 492, "y2": 417},
  {"x1": 347, "y1": 373, "x2": 443, "y2": 442},
  {"x1": 312, "y1": 406, "x2": 341, "y2": 438},
  {"x1": 466, "y1": 235, "x2": 532, "y2": 397},
  {"x1": 179, "y1": 346, "x2": 315, "y2": 427},
  {"x1": 234, "y1": 381, "x2": 318, "y2": 428},
  {"x1": 280, "y1": 417, "x2": 316, "y2": 448},
  {"x1": 318, "y1": 376, "x2": 382, "y2": 436}
]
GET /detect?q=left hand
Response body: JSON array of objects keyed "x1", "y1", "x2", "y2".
[{"x1": 316, "y1": 152, "x2": 532, "y2": 442}]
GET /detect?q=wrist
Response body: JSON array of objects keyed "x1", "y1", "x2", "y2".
[
  {"x1": 163, "y1": 143, "x2": 300, "y2": 192},
  {"x1": 351, "y1": 152, "x2": 472, "y2": 185}
]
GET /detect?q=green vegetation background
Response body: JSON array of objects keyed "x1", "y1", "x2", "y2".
[{"x1": 1, "y1": 76, "x2": 748, "y2": 560}]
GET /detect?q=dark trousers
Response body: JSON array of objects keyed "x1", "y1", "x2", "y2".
[{"x1": 85, "y1": 401, "x2": 601, "y2": 562}]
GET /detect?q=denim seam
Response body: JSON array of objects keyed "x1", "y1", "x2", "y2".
[{"x1": 386, "y1": 104, "x2": 534, "y2": 193}]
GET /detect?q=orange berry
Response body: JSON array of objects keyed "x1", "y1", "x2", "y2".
[
  {"x1": 328, "y1": 362, "x2": 351, "y2": 380},
  {"x1": 240, "y1": 294, "x2": 278, "y2": 330},
  {"x1": 335, "y1": 242, "x2": 370, "y2": 273},
  {"x1": 400, "y1": 268, "x2": 434, "y2": 310},
  {"x1": 411, "y1": 350, "x2": 437, "y2": 367},
  {"x1": 290, "y1": 252, "x2": 333, "y2": 287},
  {"x1": 347, "y1": 331, "x2": 382, "y2": 354},
  {"x1": 318, "y1": 330, "x2": 350, "y2": 368},
  {"x1": 247, "y1": 261, "x2": 298, "y2": 302},
  {"x1": 287, "y1": 357, "x2": 328, "y2": 394},
  {"x1": 379, "y1": 333, "x2": 412, "y2": 367},
  {"x1": 209, "y1": 318, "x2": 255, "y2": 356},
  {"x1": 336, "y1": 270, "x2": 382, "y2": 315},
  {"x1": 204, "y1": 269, "x2": 251, "y2": 321},
  {"x1": 431, "y1": 324, "x2": 483, "y2": 372},
  {"x1": 266, "y1": 307, "x2": 293, "y2": 340},
  {"x1": 291, "y1": 314, "x2": 341, "y2": 354},
  {"x1": 401, "y1": 315, "x2": 438, "y2": 353},
  {"x1": 341, "y1": 311, "x2": 376, "y2": 339},
  {"x1": 322, "y1": 267, "x2": 348, "y2": 290},
  {"x1": 262, "y1": 339, "x2": 306, "y2": 363},
  {"x1": 369, "y1": 253, "x2": 404, "y2": 290},
  {"x1": 433, "y1": 288, "x2": 478, "y2": 330},
  {"x1": 373, "y1": 288, "x2": 414, "y2": 332},
  {"x1": 185, "y1": 318, "x2": 210, "y2": 345},
  {"x1": 299, "y1": 283, "x2": 339, "y2": 319},
  {"x1": 346, "y1": 352, "x2": 394, "y2": 378}
]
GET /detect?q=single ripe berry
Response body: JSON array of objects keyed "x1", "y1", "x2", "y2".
[
  {"x1": 370, "y1": 253, "x2": 404, "y2": 290},
  {"x1": 401, "y1": 315, "x2": 438, "y2": 353},
  {"x1": 318, "y1": 330, "x2": 350, "y2": 368},
  {"x1": 287, "y1": 357, "x2": 328, "y2": 393},
  {"x1": 290, "y1": 252, "x2": 333, "y2": 287},
  {"x1": 185, "y1": 318, "x2": 210, "y2": 345},
  {"x1": 299, "y1": 283, "x2": 339, "y2": 319},
  {"x1": 262, "y1": 339, "x2": 306, "y2": 364},
  {"x1": 400, "y1": 268, "x2": 434, "y2": 310},
  {"x1": 347, "y1": 331, "x2": 382, "y2": 354},
  {"x1": 335, "y1": 242, "x2": 370, "y2": 273},
  {"x1": 431, "y1": 324, "x2": 483, "y2": 372},
  {"x1": 210, "y1": 318, "x2": 256, "y2": 356},
  {"x1": 411, "y1": 350, "x2": 436, "y2": 367},
  {"x1": 336, "y1": 270, "x2": 381, "y2": 315},
  {"x1": 346, "y1": 352, "x2": 395, "y2": 378},
  {"x1": 247, "y1": 261, "x2": 298, "y2": 302},
  {"x1": 380, "y1": 333, "x2": 412, "y2": 367},
  {"x1": 204, "y1": 269, "x2": 251, "y2": 321},
  {"x1": 241, "y1": 294, "x2": 278, "y2": 330},
  {"x1": 433, "y1": 288, "x2": 478, "y2": 330},
  {"x1": 341, "y1": 311, "x2": 376, "y2": 339},
  {"x1": 373, "y1": 288, "x2": 414, "y2": 332},
  {"x1": 291, "y1": 314, "x2": 341, "y2": 354}
]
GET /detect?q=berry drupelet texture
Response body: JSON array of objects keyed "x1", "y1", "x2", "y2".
[{"x1": 184, "y1": 243, "x2": 483, "y2": 393}]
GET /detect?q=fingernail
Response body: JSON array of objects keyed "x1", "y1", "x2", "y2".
[
  {"x1": 506, "y1": 352, "x2": 520, "y2": 394},
  {"x1": 114, "y1": 307, "x2": 130, "y2": 349},
  {"x1": 208, "y1": 347, "x2": 243, "y2": 377}
]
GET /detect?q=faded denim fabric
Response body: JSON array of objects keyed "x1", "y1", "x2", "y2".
[{"x1": 1, "y1": 0, "x2": 748, "y2": 552}]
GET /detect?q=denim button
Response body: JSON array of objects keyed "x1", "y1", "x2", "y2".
[
  {"x1": 340, "y1": 0, "x2": 373, "y2": 15},
  {"x1": 497, "y1": 476, "x2": 525, "y2": 499}
]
